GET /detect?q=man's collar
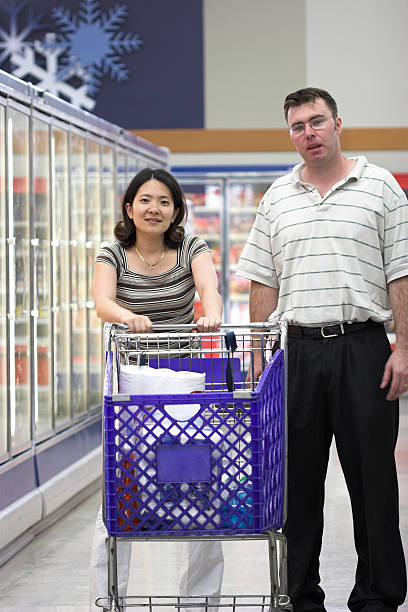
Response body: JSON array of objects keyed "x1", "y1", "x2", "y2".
[
  {"x1": 292, "y1": 162, "x2": 305, "y2": 184},
  {"x1": 292, "y1": 156, "x2": 367, "y2": 185},
  {"x1": 348, "y1": 156, "x2": 367, "y2": 181}
]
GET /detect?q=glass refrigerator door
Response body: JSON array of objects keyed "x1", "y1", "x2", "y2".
[
  {"x1": 86, "y1": 139, "x2": 102, "y2": 409},
  {"x1": 176, "y1": 178, "x2": 224, "y2": 319},
  {"x1": 116, "y1": 151, "x2": 128, "y2": 225},
  {"x1": 70, "y1": 132, "x2": 87, "y2": 415},
  {"x1": 32, "y1": 117, "x2": 52, "y2": 438},
  {"x1": 102, "y1": 146, "x2": 115, "y2": 241},
  {"x1": 0, "y1": 104, "x2": 6, "y2": 458},
  {"x1": 8, "y1": 106, "x2": 31, "y2": 453},
  {"x1": 227, "y1": 175, "x2": 283, "y2": 324},
  {"x1": 52, "y1": 126, "x2": 71, "y2": 426}
]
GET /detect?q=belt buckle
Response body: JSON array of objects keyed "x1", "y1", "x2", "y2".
[{"x1": 321, "y1": 323, "x2": 344, "y2": 338}]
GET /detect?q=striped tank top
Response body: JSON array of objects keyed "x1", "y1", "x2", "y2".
[{"x1": 95, "y1": 234, "x2": 210, "y2": 327}]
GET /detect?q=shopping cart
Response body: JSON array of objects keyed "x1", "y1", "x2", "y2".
[{"x1": 97, "y1": 322, "x2": 291, "y2": 612}]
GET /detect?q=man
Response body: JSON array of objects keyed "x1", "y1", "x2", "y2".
[{"x1": 236, "y1": 88, "x2": 407, "y2": 612}]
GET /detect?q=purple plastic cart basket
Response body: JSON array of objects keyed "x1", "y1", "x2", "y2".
[{"x1": 103, "y1": 350, "x2": 285, "y2": 537}]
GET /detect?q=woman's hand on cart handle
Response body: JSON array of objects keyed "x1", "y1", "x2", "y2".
[
  {"x1": 111, "y1": 321, "x2": 279, "y2": 332},
  {"x1": 196, "y1": 315, "x2": 222, "y2": 333},
  {"x1": 120, "y1": 313, "x2": 153, "y2": 333}
]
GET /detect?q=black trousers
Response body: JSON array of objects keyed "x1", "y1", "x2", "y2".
[{"x1": 282, "y1": 324, "x2": 407, "y2": 612}]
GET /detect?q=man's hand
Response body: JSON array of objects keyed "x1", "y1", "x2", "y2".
[
  {"x1": 246, "y1": 281, "x2": 279, "y2": 383},
  {"x1": 385, "y1": 276, "x2": 408, "y2": 400},
  {"x1": 380, "y1": 346, "x2": 408, "y2": 400},
  {"x1": 246, "y1": 349, "x2": 264, "y2": 383}
]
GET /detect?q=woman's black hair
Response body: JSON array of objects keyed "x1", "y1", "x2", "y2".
[{"x1": 114, "y1": 168, "x2": 187, "y2": 248}]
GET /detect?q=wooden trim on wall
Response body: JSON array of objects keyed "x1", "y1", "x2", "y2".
[
  {"x1": 131, "y1": 127, "x2": 408, "y2": 153},
  {"x1": 340, "y1": 128, "x2": 408, "y2": 151}
]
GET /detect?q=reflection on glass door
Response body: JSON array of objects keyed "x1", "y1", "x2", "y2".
[
  {"x1": 102, "y1": 146, "x2": 114, "y2": 241},
  {"x1": 52, "y1": 127, "x2": 71, "y2": 425},
  {"x1": 8, "y1": 107, "x2": 31, "y2": 451},
  {"x1": 87, "y1": 139, "x2": 102, "y2": 407},
  {"x1": 227, "y1": 178, "x2": 278, "y2": 323},
  {"x1": 177, "y1": 179, "x2": 224, "y2": 319},
  {"x1": 116, "y1": 152, "x2": 127, "y2": 225},
  {"x1": 127, "y1": 155, "x2": 139, "y2": 178},
  {"x1": 70, "y1": 133, "x2": 87, "y2": 415},
  {"x1": 0, "y1": 105, "x2": 6, "y2": 456},
  {"x1": 33, "y1": 118, "x2": 52, "y2": 436}
]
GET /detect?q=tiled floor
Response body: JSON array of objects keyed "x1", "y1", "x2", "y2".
[{"x1": 0, "y1": 398, "x2": 407, "y2": 612}]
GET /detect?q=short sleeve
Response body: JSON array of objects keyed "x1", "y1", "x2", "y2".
[
  {"x1": 236, "y1": 200, "x2": 278, "y2": 287},
  {"x1": 95, "y1": 242, "x2": 122, "y2": 278},
  {"x1": 383, "y1": 177, "x2": 408, "y2": 283},
  {"x1": 181, "y1": 235, "x2": 211, "y2": 269}
]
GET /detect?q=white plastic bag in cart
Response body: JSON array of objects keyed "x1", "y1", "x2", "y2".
[{"x1": 119, "y1": 364, "x2": 205, "y2": 421}]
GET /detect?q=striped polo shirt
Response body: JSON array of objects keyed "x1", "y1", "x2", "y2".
[
  {"x1": 96, "y1": 234, "x2": 210, "y2": 326},
  {"x1": 236, "y1": 156, "x2": 408, "y2": 326}
]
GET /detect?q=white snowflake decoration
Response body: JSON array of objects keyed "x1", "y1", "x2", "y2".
[
  {"x1": 11, "y1": 33, "x2": 95, "y2": 110},
  {"x1": 44, "y1": 0, "x2": 143, "y2": 95},
  {"x1": 0, "y1": 0, "x2": 143, "y2": 110},
  {"x1": 0, "y1": 0, "x2": 44, "y2": 66}
]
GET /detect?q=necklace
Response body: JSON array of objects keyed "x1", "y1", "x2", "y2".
[{"x1": 134, "y1": 246, "x2": 166, "y2": 270}]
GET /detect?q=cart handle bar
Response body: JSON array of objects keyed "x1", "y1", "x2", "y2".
[{"x1": 111, "y1": 321, "x2": 281, "y2": 332}]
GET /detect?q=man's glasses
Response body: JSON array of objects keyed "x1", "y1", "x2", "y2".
[{"x1": 289, "y1": 115, "x2": 336, "y2": 136}]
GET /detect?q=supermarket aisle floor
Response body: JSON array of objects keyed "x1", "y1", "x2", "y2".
[{"x1": 0, "y1": 399, "x2": 407, "y2": 612}]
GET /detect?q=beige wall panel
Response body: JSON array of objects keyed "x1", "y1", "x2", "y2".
[
  {"x1": 203, "y1": 0, "x2": 306, "y2": 128},
  {"x1": 306, "y1": 0, "x2": 408, "y2": 127}
]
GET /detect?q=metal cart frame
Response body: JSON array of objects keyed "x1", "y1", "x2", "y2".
[{"x1": 97, "y1": 322, "x2": 291, "y2": 612}]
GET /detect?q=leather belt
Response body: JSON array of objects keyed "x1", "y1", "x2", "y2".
[{"x1": 287, "y1": 319, "x2": 382, "y2": 339}]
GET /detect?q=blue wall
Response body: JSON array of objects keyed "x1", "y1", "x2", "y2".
[{"x1": 0, "y1": 0, "x2": 204, "y2": 128}]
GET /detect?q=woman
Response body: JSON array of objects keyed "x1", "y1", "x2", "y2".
[
  {"x1": 93, "y1": 167, "x2": 222, "y2": 334},
  {"x1": 90, "y1": 168, "x2": 224, "y2": 611}
]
